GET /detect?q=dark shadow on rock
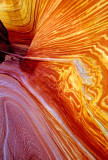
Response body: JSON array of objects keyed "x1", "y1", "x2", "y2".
[{"x1": 0, "y1": 20, "x2": 14, "y2": 63}]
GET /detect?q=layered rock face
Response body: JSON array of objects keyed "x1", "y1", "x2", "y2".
[{"x1": 0, "y1": 0, "x2": 108, "y2": 160}]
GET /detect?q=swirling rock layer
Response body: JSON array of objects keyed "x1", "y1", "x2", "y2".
[{"x1": 0, "y1": 0, "x2": 108, "y2": 160}]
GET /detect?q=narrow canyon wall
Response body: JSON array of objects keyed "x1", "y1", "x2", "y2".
[{"x1": 0, "y1": 0, "x2": 108, "y2": 159}]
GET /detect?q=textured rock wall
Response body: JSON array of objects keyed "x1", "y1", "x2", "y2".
[{"x1": 0, "y1": 0, "x2": 108, "y2": 159}]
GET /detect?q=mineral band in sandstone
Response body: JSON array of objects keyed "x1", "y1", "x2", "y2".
[{"x1": 0, "y1": 0, "x2": 108, "y2": 159}]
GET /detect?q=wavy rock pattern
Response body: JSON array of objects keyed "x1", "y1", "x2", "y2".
[{"x1": 0, "y1": 0, "x2": 108, "y2": 160}]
